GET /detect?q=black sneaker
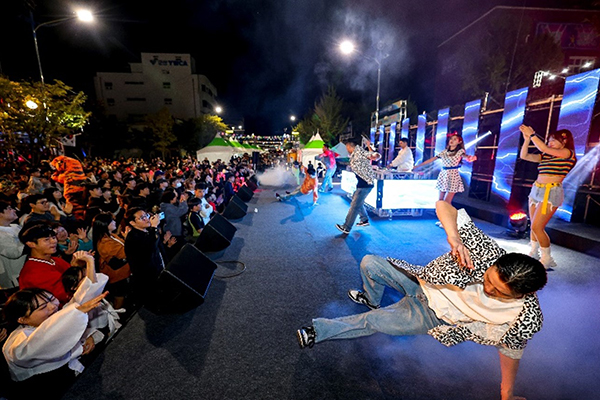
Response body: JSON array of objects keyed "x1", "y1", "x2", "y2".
[
  {"x1": 356, "y1": 220, "x2": 370, "y2": 227},
  {"x1": 275, "y1": 193, "x2": 282, "y2": 201},
  {"x1": 285, "y1": 191, "x2": 291, "y2": 195},
  {"x1": 335, "y1": 224, "x2": 350, "y2": 234},
  {"x1": 348, "y1": 289, "x2": 379, "y2": 310},
  {"x1": 297, "y1": 326, "x2": 316, "y2": 349}
]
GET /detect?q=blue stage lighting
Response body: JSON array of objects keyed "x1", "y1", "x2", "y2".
[
  {"x1": 460, "y1": 99, "x2": 481, "y2": 187},
  {"x1": 436, "y1": 108, "x2": 449, "y2": 155},
  {"x1": 388, "y1": 122, "x2": 397, "y2": 165},
  {"x1": 416, "y1": 115, "x2": 426, "y2": 164}
]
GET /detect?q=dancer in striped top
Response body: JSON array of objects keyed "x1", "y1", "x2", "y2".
[{"x1": 519, "y1": 125, "x2": 576, "y2": 269}]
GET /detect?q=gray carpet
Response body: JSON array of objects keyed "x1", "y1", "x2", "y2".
[{"x1": 63, "y1": 183, "x2": 600, "y2": 400}]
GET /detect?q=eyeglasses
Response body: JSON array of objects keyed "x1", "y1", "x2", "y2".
[
  {"x1": 37, "y1": 200, "x2": 48, "y2": 205},
  {"x1": 136, "y1": 213, "x2": 150, "y2": 221}
]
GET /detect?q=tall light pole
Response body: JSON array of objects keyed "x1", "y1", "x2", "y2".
[
  {"x1": 30, "y1": 9, "x2": 94, "y2": 86},
  {"x1": 339, "y1": 40, "x2": 387, "y2": 131}
]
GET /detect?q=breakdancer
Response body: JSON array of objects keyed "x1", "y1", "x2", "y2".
[
  {"x1": 298, "y1": 200, "x2": 547, "y2": 400},
  {"x1": 275, "y1": 164, "x2": 319, "y2": 206}
]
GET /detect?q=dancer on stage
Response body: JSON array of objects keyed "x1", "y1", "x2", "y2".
[
  {"x1": 297, "y1": 200, "x2": 547, "y2": 400},
  {"x1": 316, "y1": 144, "x2": 339, "y2": 192},
  {"x1": 414, "y1": 133, "x2": 476, "y2": 204},
  {"x1": 335, "y1": 138, "x2": 378, "y2": 234},
  {"x1": 275, "y1": 164, "x2": 319, "y2": 205},
  {"x1": 519, "y1": 125, "x2": 576, "y2": 269}
]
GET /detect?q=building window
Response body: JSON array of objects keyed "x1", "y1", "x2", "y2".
[
  {"x1": 164, "y1": 98, "x2": 172, "y2": 105},
  {"x1": 104, "y1": 82, "x2": 113, "y2": 90},
  {"x1": 106, "y1": 98, "x2": 115, "y2": 107},
  {"x1": 162, "y1": 70, "x2": 170, "y2": 75},
  {"x1": 201, "y1": 84, "x2": 207, "y2": 92},
  {"x1": 202, "y1": 100, "x2": 210, "y2": 108},
  {"x1": 126, "y1": 97, "x2": 146, "y2": 102},
  {"x1": 568, "y1": 56, "x2": 596, "y2": 73},
  {"x1": 124, "y1": 81, "x2": 144, "y2": 85},
  {"x1": 208, "y1": 89, "x2": 214, "y2": 97},
  {"x1": 163, "y1": 82, "x2": 171, "y2": 89}
]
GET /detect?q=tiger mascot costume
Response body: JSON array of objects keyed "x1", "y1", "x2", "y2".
[{"x1": 50, "y1": 155, "x2": 87, "y2": 220}]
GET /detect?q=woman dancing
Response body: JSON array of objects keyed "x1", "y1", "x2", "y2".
[
  {"x1": 519, "y1": 125, "x2": 576, "y2": 269},
  {"x1": 414, "y1": 133, "x2": 477, "y2": 204}
]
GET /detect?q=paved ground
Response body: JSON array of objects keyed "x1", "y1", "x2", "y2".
[{"x1": 64, "y1": 180, "x2": 600, "y2": 400}]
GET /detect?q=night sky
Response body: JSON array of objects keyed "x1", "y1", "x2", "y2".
[{"x1": 2, "y1": 0, "x2": 579, "y2": 135}]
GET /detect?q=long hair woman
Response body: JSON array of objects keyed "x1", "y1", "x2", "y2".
[
  {"x1": 92, "y1": 212, "x2": 131, "y2": 308},
  {"x1": 519, "y1": 125, "x2": 576, "y2": 269}
]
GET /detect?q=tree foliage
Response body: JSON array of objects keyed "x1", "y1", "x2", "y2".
[
  {"x1": 461, "y1": 16, "x2": 564, "y2": 107},
  {"x1": 0, "y1": 77, "x2": 90, "y2": 161},
  {"x1": 175, "y1": 114, "x2": 228, "y2": 156},
  {"x1": 295, "y1": 86, "x2": 349, "y2": 145},
  {"x1": 145, "y1": 107, "x2": 176, "y2": 159}
]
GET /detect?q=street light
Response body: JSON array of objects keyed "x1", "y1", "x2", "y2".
[
  {"x1": 290, "y1": 115, "x2": 296, "y2": 122},
  {"x1": 339, "y1": 39, "x2": 388, "y2": 131},
  {"x1": 26, "y1": 100, "x2": 38, "y2": 110},
  {"x1": 215, "y1": 106, "x2": 223, "y2": 114},
  {"x1": 31, "y1": 9, "x2": 95, "y2": 86}
]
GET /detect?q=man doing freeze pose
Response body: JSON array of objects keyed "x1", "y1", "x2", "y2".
[{"x1": 298, "y1": 201, "x2": 547, "y2": 400}]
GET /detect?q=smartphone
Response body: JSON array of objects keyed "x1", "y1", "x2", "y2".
[{"x1": 159, "y1": 212, "x2": 165, "y2": 220}]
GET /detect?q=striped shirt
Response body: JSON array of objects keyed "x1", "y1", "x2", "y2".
[{"x1": 538, "y1": 150, "x2": 576, "y2": 177}]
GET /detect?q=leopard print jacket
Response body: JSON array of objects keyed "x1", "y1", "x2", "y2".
[
  {"x1": 349, "y1": 146, "x2": 375, "y2": 185},
  {"x1": 387, "y1": 214, "x2": 543, "y2": 351}
]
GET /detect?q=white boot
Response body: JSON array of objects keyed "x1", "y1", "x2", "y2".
[
  {"x1": 528, "y1": 241, "x2": 540, "y2": 260},
  {"x1": 540, "y1": 246, "x2": 557, "y2": 269}
]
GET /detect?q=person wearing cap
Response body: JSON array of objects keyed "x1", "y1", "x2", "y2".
[{"x1": 275, "y1": 164, "x2": 319, "y2": 205}]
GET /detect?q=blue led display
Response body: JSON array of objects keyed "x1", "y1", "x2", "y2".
[
  {"x1": 555, "y1": 68, "x2": 600, "y2": 221},
  {"x1": 401, "y1": 117, "x2": 409, "y2": 140},
  {"x1": 416, "y1": 115, "x2": 426, "y2": 164},
  {"x1": 378, "y1": 125, "x2": 385, "y2": 155},
  {"x1": 370, "y1": 127, "x2": 376, "y2": 145},
  {"x1": 460, "y1": 99, "x2": 481, "y2": 187},
  {"x1": 492, "y1": 87, "x2": 529, "y2": 201},
  {"x1": 436, "y1": 108, "x2": 449, "y2": 155},
  {"x1": 388, "y1": 122, "x2": 397, "y2": 165}
]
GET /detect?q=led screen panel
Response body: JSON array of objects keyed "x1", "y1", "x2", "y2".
[
  {"x1": 493, "y1": 87, "x2": 529, "y2": 201},
  {"x1": 341, "y1": 170, "x2": 358, "y2": 194},
  {"x1": 380, "y1": 179, "x2": 438, "y2": 209},
  {"x1": 401, "y1": 117, "x2": 409, "y2": 140},
  {"x1": 555, "y1": 68, "x2": 600, "y2": 221},
  {"x1": 436, "y1": 108, "x2": 449, "y2": 155},
  {"x1": 461, "y1": 99, "x2": 481, "y2": 187},
  {"x1": 378, "y1": 125, "x2": 385, "y2": 154},
  {"x1": 415, "y1": 115, "x2": 426, "y2": 164},
  {"x1": 388, "y1": 122, "x2": 397, "y2": 165},
  {"x1": 370, "y1": 127, "x2": 376, "y2": 145}
]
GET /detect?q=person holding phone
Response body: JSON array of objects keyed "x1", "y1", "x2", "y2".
[{"x1": 159, "y1": 190, "x2": 189, "y2": 239}]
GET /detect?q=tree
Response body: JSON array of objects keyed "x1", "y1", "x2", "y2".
[
  {"x1": 146, "y1": 107, "x2": 176, "y2": 159},
  {"x1": 0, "y1": 77, "x2": 90, "y2": 162},
  {"x1": 295, "y1": 86, "x2": 349, "y2": 145},
  {"x1": 461, "y1": 16, "x2": 564, "y2": 108}
]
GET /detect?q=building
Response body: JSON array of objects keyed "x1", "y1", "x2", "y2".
[
  {"x1": 94, "y1": 53, "x2": 217, "y2": 123},
  {"x1": 435, "y1": 6, "x2": 600, "y2": 108}
]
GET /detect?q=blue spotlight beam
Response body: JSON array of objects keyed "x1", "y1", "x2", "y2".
[
  {"x1": 388, "y1": 122, "x2": 397, "y2": 165},
  {"x1": 493, "y1": 87, "x2": 529, "y2": 202},
  {"x1": 436, "y1": 108, "x2": 449, "y2": 155},
  {"x1": 555, "y1": 68, "x2": 600, "y2": 221},
  {"x1": 416, "y1": 115, "x2": 426, "y2": 164},
  {"x1": 461, "y1": 99, "x2": 482, "y2": 187}
]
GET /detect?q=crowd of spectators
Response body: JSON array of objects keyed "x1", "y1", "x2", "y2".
[{"x1": 0, "y1": 153, "x2": 256, "y2": 399}]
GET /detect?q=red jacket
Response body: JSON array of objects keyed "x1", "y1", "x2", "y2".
[{"x1": 19, "y1": 257, "x2": 71, "y2": 305}]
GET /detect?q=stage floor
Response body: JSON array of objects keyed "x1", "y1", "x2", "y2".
[{"x1": 64, "y1": 184, "x2": 600, "y2": 400}]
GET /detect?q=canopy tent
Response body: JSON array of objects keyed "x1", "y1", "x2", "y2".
[
  {"x1": 229, "y1": 139, "x2": 248, "y2": 155},
  {"x1": 299, "y1": 133, "x2": 325, "y2": 167},
  {"x1": 196, "y1": 136, "x2": 235, "y2": 162},
  {"x1": 331, "y1": 142, "x2": 350, "y2": 159}
]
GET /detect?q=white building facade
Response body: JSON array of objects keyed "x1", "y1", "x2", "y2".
[{"x1": 94, "y1": 53, "x2": 217, "y2": 122}]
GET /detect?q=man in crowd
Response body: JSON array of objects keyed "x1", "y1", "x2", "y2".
[
  {"x1": 0, "y1": 201, "x2": 26, "y2": 288},
  {"x1": 387, "y1": 137, "x2": 414, "y2": 172},
  {"x1": 298, "y1": 201, "x2": 547, "y2": 400},
  {"x1": 22, "y1": 194, "x2": 59, "y2": 225},
  {"x1": 335, "y1": 139, "x2": 377, "y2": 234}
]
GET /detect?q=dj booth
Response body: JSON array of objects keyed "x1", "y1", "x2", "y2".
[{"x1": 340, "y1": 169, "x2": 438, "y2": 217}]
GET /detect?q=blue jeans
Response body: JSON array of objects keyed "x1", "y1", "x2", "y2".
[
  {"x1": 342, "y1": 186, "x2": 372, "y2": 230},
  {"x1": 313, "y1": 255, "x2": 444, "y2": 342},
  {"x1": 320, "y1": 167, "x2": 335, "y2": 191}
]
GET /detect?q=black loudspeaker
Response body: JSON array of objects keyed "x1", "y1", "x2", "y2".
[
  {"x1": 195, "y1": 213, "x2": 237, "y2": 252},
  {"x1": 158, "y1": 244, "x2": 217, "y2": 307},
  {"x1": 223, "y1": 195, "x2": 247, "y2": 220},
  {"x1": 252, "y1": 151, "x2": 260, "y2": 166},
  {"x1": 246, "y1": 179, "x2": 258, "y2": 191},
  {"x1": 237, "y1": 185, "x2": 254, "y2": 202}
]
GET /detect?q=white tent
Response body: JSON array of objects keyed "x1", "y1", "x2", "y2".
[
  {"x1": 299, "y1": 133, "x2": 325, "y2": 167},
  {"x1": 196, "y1": 136, "x2": 235, "y2": 162},
  {"x1": 331, "y1": 142, "x2": 349, "y2": 159}
]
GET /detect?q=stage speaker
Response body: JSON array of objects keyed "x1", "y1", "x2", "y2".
[
  {"x1": 246, "y1": 179, "x2": 258, "y2": 191},
  {"x1": 157, "y1": 244, "x2": 217, "y2": 308},
  {"x1": 195, "y1": 213, "x2": 237, "y2": 252},
  {"x1": 223, "y1": 195, "x2": 247, "y2": 220},
  {"x1": 252, "y1": 151, "x2": 260, "y2": 166},
  {"x1": 237, "y1": 185, "x2": 254, "y2": 202}
]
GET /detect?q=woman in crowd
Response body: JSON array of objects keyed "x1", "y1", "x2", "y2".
[
  {"x1": 414, "y1": 133, "x2": 477, "y2": 205},
  {"x1": 519, "y1": 125, "x2": 576, "y2": 269},
  {"x1": 92, "y1": 212, "x2": 131, "y2": 309},
  {"x1": 2, "y1": 288, "x2": 107, "y2": 398}
]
